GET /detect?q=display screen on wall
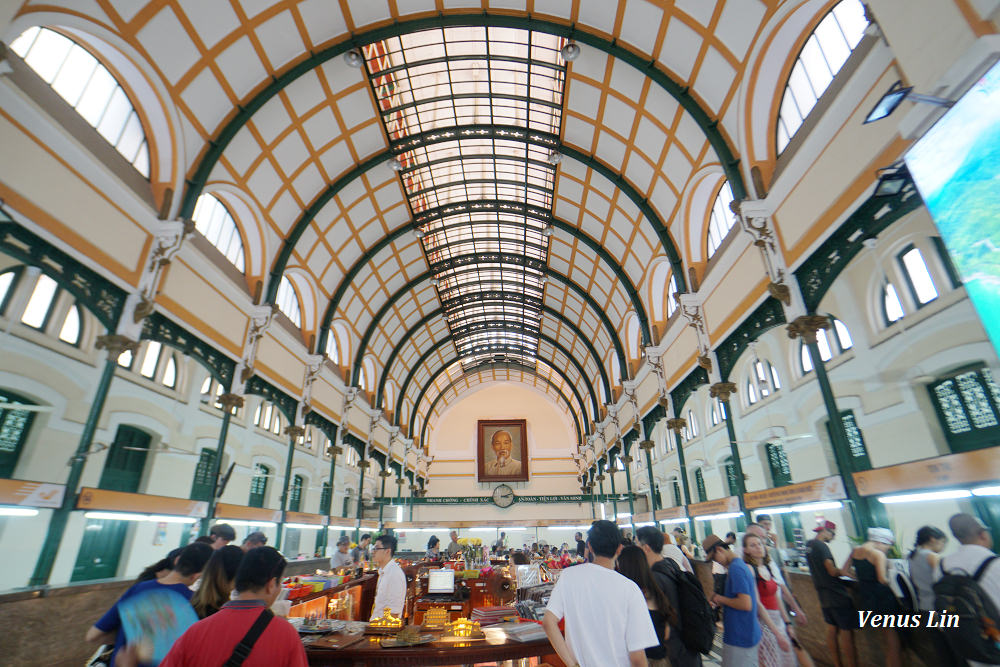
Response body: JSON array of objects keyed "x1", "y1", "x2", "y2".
[{"x1": 905, "y1": 60, "x2": 1000, "y2": 353}]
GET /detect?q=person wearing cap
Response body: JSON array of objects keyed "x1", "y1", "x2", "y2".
[
  {"x1": 703, "y1": 533, "x2": 761, "y2": 665},
  {"x1": 242, "y1": 531, "x2": 268, "y2": 552},
  {"x1": 843, "y1": 527, "x2": 901, "y2": 667},
  {"x1": 330, "y1": 535, "x2": 354, "y2": 570},
  {"x1": 942, "y1": 513, "x2": 1000, "y2": 667},
  {"x1": 209, "y1": 522, "x2": 237, "y2": 549},
  {"x1": 805, "y1": 521, "x2": 857, "y2": 667}
]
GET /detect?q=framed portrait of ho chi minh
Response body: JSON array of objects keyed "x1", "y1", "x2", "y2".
[{"x1": 477, "y1": 419, "x2": 528, "y2": 482}]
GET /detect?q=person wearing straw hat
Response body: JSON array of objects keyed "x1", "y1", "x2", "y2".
[{"x1": 703, "y1": 533, "x2": 761, "y2": 666}]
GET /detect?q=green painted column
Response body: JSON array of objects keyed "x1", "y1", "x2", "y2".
[
  {"x1": 609, "y1": 467, "x2": 620, "y2": 519},
  {"x1": 641, "y1": 443, "x2": 658, "y2": 519},
  {"x1": 318, "y1": 443, "x2": 340, "y2": 555},
  {"x1": 790, "y1": 315, "x2": 877, "y2": 534},
  {"x1": 596, "y1": 475, "x2": 607, "y2": 519},
  {"x1": 713, "y1": 385, "x2": 750, "y2": 526},
  {"x1": 30, "y1": 334, "x2": 138, "y2": 586},
  {"x1": 622, "y1": 453, "x2": 637, "y2": 533},
  {"x1": 355, "y1": 462, "x2": 368, "y2": 542},
  {"x1": 276, "y1": 425, "x2": 303, "y2": 551},
  {"x1": 199, "y1": 392, "x2": 240, "y2": 538},
  {"x1": 667, "y1": 418, "x2": 697, "y2": 543},
  {"x1": 377, "y1": 471, "x2": 389, "y2": 526},
  {"x1": 409, "y1": 483, "x2": 415, "y2": 522}
]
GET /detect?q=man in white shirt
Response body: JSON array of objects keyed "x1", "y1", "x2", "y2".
[
  {"x1": 543, "y1": 520, "x2": 658, "y2": 667},
  {"x1": 942, "y1": 513, "x2": 1000, "y2": 667},
  {"x1": 370, "y1": 534, "x2": 407, "y2": 620}
]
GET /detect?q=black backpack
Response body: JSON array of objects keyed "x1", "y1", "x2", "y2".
[
  {"x1": 933, "y1": 555, "x2": 1000, "y2": 664},
  {"x1": 655, "y1": 558, "x2": 715, "y2": 655}
]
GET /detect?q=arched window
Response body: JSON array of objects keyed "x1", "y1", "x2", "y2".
[
  {"x1": 666, "y1": 272, "x2": 678, "y2": 318},
  {"x1": 139, "y1": 341, "x2": 161, "y2": 378},
  {"x1": 58, "y1": 305, "x2": 81, "y2": 345},
  {"x1": 626, "y1": 314, "x2": 641, "y2": 360},
  {"x1": 882, "y1": 282, "x2": 905, "y2": 325},
  {"x1": 192, "y1": 194, "x2": 246, "y2": 272},
  {"x1": 776, "y1": 0, "x2": 869, "y2": 153},
  {"x1": 686, "y1": 409, "x2": 699, "y2": 439},
  {"x1": 189, "y1": 448, "x2": 217, "y2": 501},
  {"x1": 324, "y1": 330, "x2": 339, "y2": 363},
  {"x1": 693, "y1": 468, "x2": 708, "y2": 502},
  {"x1": 709, "y1": 397, "x2": 726, "y2": 426},
  {"x1": 11, "y1": 27, "x2": 150, "y2": 176},
  {"x1": 801, "y1": 318, "x2": 854, "y2": 373},
  {"x1": 21, "y1": 273, "x2": 58, "y2": 329},
  {"x1": 898, "y1": 245, "x2": 939, "y2": 306},
  {"x1": 746, "y1": 358, "x2": 781, "y2": 406},
  {"x1": 0, "y1": 269, "x2": 19, "y2": 313},
  {"x1": 275, "y1": 276, "x2": 302, "y2": 327},
  {"x1": 707, "y1": 180, "x2": 737, "y2": 258}
]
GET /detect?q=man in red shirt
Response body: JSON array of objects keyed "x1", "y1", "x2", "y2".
[{"x1": 161, "y1": 546, "x2": 307, "y2": 667}]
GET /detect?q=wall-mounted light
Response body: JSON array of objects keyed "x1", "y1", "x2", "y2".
[
  {"x1": 344, "y1": 49, "x2": 364, "y2": 68},
  {"x1": 0, "y1": 506, "x2": 38, "y2": 517},
  {"x1": 695, "y1": 511, "x2": 744, "y2": 521},
  {"x1": 560, "y1": 42, "x2": 581, "y2": 62},
  {"x1": 879, "y1": 489, "x2": 971, "y2": 504},
  {"x1": 872, "y1": 163, "x2": 911, "y2": 197},
  {"x1": 863, "y1": 80, "x2": 953, "y2": 124}
]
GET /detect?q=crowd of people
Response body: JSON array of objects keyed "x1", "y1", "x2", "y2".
[
  {"x1": 542, "y1": 512, "x2": 1000, "y2": 667},
  {"x1": 82, "y1": 511, "x2": 1000, "y2": 667}
]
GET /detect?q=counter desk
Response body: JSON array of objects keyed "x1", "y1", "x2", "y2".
[{"x1": 304, "y1": 628, "x2": 558, "y2": 667}]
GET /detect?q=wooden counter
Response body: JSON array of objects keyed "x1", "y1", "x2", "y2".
[
  {"x1": 289, "y1": 574, "x2": 377, "y2": 622},
  {"x1": 305, "y1": 629, "x2": 558, "y2": 666}
]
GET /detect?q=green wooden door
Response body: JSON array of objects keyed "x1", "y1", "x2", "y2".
[
  {"x1": 190, "y1": 448, "x2": 217, "y2": 501},
  {"x1": 0, "y1": 390, "x2": 36, "y2": 478},
  {"x1": 99, "y1": 426, "x2": 151, "y2": 493},
  {"x1": 71, "y1": 518, "x2": 129, "y2": 582},
  {"x1": 249, "y1": 464, "x2": 270, "y2": 507}
]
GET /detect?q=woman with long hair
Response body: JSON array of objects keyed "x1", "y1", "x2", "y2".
[
  {"x1": 616, "y1": 545, "x2": 676, "y2": 667},
  {"x1": 742, "y1": 533, "x2": 795, "y2": 667},
  {"x1": 190, "y1": 545, "x2": 243, "y2": 619},
  {"x1": 908, "y1": 525, "x2": 947, "y2": 611}
]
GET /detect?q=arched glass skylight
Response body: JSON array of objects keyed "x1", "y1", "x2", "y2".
[
  {"x1": 10, "y1": 27, "x2": 150, "y2": 176},
  {"x1": 707, "y1": 180, "x2": 738, "y2": 258},
  {"x1": 275, "y1": 276, "x2": 302, "y2": 327},
  {"x1": 777, "y1": 0, "x2": 869, "y2": 153},
  {"x1": 192, "y1": 194, "x2": 246, "y2": 272}
]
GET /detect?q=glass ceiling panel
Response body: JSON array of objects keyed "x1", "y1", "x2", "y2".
[{"x1": 365, "y1": 26, "x2": 566, "y2": 370}]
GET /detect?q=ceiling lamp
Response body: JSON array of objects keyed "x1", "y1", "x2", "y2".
[
  {"x1": 386, "y1": 157, "x2": 404, "y2": 172},
  {"x1": 546, "y1": 151, "x2": 563, "y2": 165},
  {"x1": 542, "y1": 225, "x2": 554, "y2": 237},
  {"x1": 413, "y1": 227, "x2": 425, "y2": 239},
  {"x1": 429, "y1": 277, "x2": 440, "y2": 286},
  {"x1": 560, "y1": 42, "x2": 581, "y2": 62},
  {"x1": 344, "y1": 48, "x2": 364, "y2": 68}
]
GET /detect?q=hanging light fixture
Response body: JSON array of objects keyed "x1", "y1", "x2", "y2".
[
  {"x1": 560, "y1": 42, "x2": 581, "y2": 62},
  {"x1": 546, "y1": 151, "x2": 563, "y2": 165},
  {"x1": 413, "y1": 227, "x2": 425, "y2": 239},
  {"x1": 344, "y1": 48, "x2": 364, "y2": 68},
  {"x1": 386, "y1": 157, "x2": 404, "y2": 172},
  {"x1": 542, "y1": 225, "x2": 554, "y2": 237}
]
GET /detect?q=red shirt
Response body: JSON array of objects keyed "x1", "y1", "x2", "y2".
[
  {"x1": 161, "y1": 600, "x2": 307, "y2": 667},
  {"x1": 756, "y1": 576, "x2": 780, "y2": 611}
]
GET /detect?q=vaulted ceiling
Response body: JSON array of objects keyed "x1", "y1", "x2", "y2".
[{"x1": 10, "y1": 0, "x2": 789, "y2": 445}]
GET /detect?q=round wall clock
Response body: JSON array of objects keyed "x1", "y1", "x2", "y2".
[{"x1": 491, "y1": 484, "x2": 515, "y2": 508}]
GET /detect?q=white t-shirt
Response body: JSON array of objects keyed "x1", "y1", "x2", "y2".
[
  {"x1": 371, "y1": 558, "x2": 407, "y2": 620},
  {"x1": 545, "y1": 562, "x2": 659, "y2": 667}
]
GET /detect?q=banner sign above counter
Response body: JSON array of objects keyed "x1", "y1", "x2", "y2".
[{"x1": 372, "y1": 493, "x2": 634, "y2": 505}]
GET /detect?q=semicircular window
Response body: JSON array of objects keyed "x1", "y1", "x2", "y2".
[
  {"x1": 776, "y1": 0, "x2": 869, "y2": 154},
  {"x1": 192, "y1": 193, "x2": 246, "y2": 272},
  {"x1": 362, "y1": 27, "x2": 566, "y2": 370},
  {"x1": 10, "y1": 27, "x2": 150, "y2": 177}
]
